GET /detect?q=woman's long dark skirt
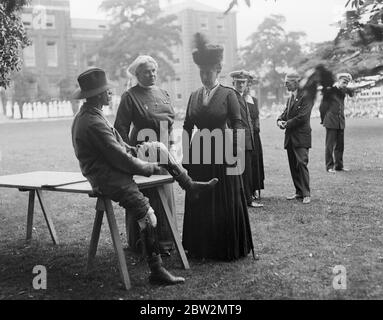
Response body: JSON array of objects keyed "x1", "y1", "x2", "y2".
[{"x1": 182, "y1": 160, "x2": 254, "y2": 261}]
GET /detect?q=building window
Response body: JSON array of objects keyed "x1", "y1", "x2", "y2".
[
  {"x1": 23, "y1": 42, "x2": 36, "y2": 67},
  {"x1": 216, "y1": 16, "x2": 225, "y2": 33},
  {"x1": 200, "y1": 16, "x2": 208, "y2": 30},
  {"x1": 220, "y1": 44, "x2": 226, "y2": 64},
  {"x1": 72, "y1": 45, "x2": 78, "y2": 67},
  {"x1": 46, "y1": 15, "x2": 55, "y2": 29},
  {"x1": 46, "y1": 41, "x2": 58, "y2": 67},
  {"x1": 175, "y1": 78, "x2": 182, "y2": 100},
  {"x1": 87, "y1": 54, "x2": 97, "y2": 67},
  {"x1": 21, "y1": 13, "x2": 33, "y2": 29}
]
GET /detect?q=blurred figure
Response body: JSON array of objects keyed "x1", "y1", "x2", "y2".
[
  {"x1": 277, "y1": 73, "x2": 314, "y2": 205},
  {"x1": 320, "y1": 73, "x2": 354, "y2": 173}
]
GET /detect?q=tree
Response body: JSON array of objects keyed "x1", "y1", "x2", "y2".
[
  {"x1": 297, "y1": 0, "x2": 383, "y2": 77},
  {"x1": 58, "y1": 77, "x2": 76, "y2": 101},
  {"x1": 12, "y1": 71, "x2": 37, "y2": 119},
  {"x1": 240, "y1": 14, "x2": 306, "y2": 103},
  {"x1": 224, "y1": 0, "x2": 382, "y2": 78},
  {"x1": 0, "y1": 0, "x2": 30, "y2": 90},
  {"x1": 225, "y1": 0, "x2": 382, "y2": 20},
  {"x1": 96, "y1": 0, "x2": 181, "y2": 83}
]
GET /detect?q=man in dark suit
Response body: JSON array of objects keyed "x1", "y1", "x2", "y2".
[
  {"x1": 277, "y1": 73, "x2": 314, "y2": 204},
  {"x1": 319, "y1": 73, "x2": 354, "y2": 173},
  {"x1": 230, "y1": 70, "x2": 263, "y2": 208}
]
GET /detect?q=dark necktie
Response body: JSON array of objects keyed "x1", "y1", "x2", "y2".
[{"x1": 288, "y1": 93, "x2": 295, "y2": 113}]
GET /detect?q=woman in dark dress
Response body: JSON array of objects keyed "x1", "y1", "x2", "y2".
[
  {"x1": 114, "y1": 55, "x2": 177, "y2": 255},
  {"x1": 245, "y1": 74, "x2": 265, "y2": 199},
  {"x1": 182, "y1": 34, "x2": 254, "y2": 261}
]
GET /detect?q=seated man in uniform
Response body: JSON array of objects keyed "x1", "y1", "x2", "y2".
[{"x1": 71, "y1": 67, "x2": 218, "y2": 285}]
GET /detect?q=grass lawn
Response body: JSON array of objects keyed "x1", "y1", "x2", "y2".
[{"x1": 0, "y1": 116, "x2": 383, "y2": 300}]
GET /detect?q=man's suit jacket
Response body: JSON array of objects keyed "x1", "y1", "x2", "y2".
[
  {"x1": 235, "y1": 91, "x2": 255, "y2": 151},
  {"x1": 277, "y1": 90, "x2": 314, "y2": 149},
  {"x1": 319, "y1": 86, "x2": 354, "y2": 130}
]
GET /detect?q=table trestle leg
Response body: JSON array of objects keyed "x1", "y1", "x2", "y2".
[
  {"x1": 103, "y1": 198, "x2": 131, "y2": 290},
  {"x1": 36, "y1": 190, "x2": 59, "y2": 245},
  {"x1": 87, "y1": 208, "x2": 104, "y2": 272},
  {"x1": 26, "y1": 190, "x2": 36, "y2": 241},
  {"x1": 157, "y1": 186, "x2": 190, "y2": 270}
]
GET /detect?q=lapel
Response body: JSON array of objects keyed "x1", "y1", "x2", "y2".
[
  {"x1": 197, "y1": 87, "x2": 204, "y2": 107},
  {"x1": 288, "y1": 90, "x2": 304, "y2": 115},
  {"x1": 207, "y1": 85, "x2": 222, "y2": 107},
  {"x1": 237, "y1": 92, "x2": 255, "y2": 143},
  {"x1": 238, "y1": 93, "x2": 247, "y2": 112}
]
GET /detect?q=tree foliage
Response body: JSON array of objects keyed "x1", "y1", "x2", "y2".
[
  {"x1": 0, "y1": 0, "x2": 30, "y2": 89},
  {"x1": 298, "y1": 0, "x2": 383, "y2": 77},
  {"x1": 96, "y1": 0, "x2": 181, "y2": 82},
  {"x1": 240, "y1": 14, "x2": 305, "y2": 102},
  {"x1": 224, "y1": 0, "x2": 382, "y2": 77}
]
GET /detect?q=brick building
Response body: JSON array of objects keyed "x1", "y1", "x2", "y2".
[
  {"x1": 10, "y1": 0, "x2": 237, "y2": 112},
  {"x1": 161, "y1": 0, "x2": 238, "y2": 110},
  {"x1": 17, "y1": 0, "x2": 75, "y2": 100}
]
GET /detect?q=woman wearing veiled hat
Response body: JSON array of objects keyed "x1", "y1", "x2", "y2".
[
  {"x1": 114, "y1": 55, "x2": 178, "y2": 256},
  {"x1": 182, "y1": 33, "x2": 255, "y2": 261}
]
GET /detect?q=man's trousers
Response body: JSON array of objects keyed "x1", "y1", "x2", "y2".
[
  {"x1": 325, "y1": 128, "x2": 344, "y2": 171},
  {"x1": 286, "y1": 144, "x2": 310, "y2": 198}
]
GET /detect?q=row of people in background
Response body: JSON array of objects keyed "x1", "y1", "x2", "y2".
[{"x1": 258, "y1": 100, "x2": 383, "y2": 121}]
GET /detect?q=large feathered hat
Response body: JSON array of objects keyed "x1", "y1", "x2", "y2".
[{"x1": 192, "y1": 33, "x2": 224, "y2": 66}]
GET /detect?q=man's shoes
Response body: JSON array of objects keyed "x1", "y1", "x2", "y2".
[
  {"x1": 149, "y1": 266, "x2": 185, "y2": 286},
  {"x1": 148, "y1": 255, "x2": 185, "y2": 286},
  {"x1": 248, "y1": 200, "x2": 264, "y2": 208},
  {"x1": 286, "y1": 194, "x2": 302, "y2": 200},
  {"x1": 252, "y1": 191, "x2": 261, "y2": 200},
  {"x1": 327, "y1": 168, "x2": 336, "y2": 174},
  {"x1": 302, "y1": 197, "x2": 311, "y2": 204},
  {"x1": 335, "y1": 168, "x2": 349, "y2": 172}
]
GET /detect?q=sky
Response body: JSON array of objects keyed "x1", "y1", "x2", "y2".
[{"x1": 69, "y1": 0, "x2": 349, "y2": 46}]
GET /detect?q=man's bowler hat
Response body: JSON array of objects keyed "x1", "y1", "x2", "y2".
[{"x1": 72, "y1": 67, "x2": 111, "y2": 99}]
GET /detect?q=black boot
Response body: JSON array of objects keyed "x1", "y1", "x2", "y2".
[
  {"x1": 147, "y1": 142, "x2": 218, "y2": 201},
  {"x1": 147, "y1": 255, "x2": 185, "y2": 285},
  {"x1": 141, "y1": 221, "x2": 185, "y2": 285},
  {"x1": 159, "y1": 150, "x2": 218, "y2": 201},
  {"x1": 175, "y1": 170, "x2": 218, "y2": 202}
]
